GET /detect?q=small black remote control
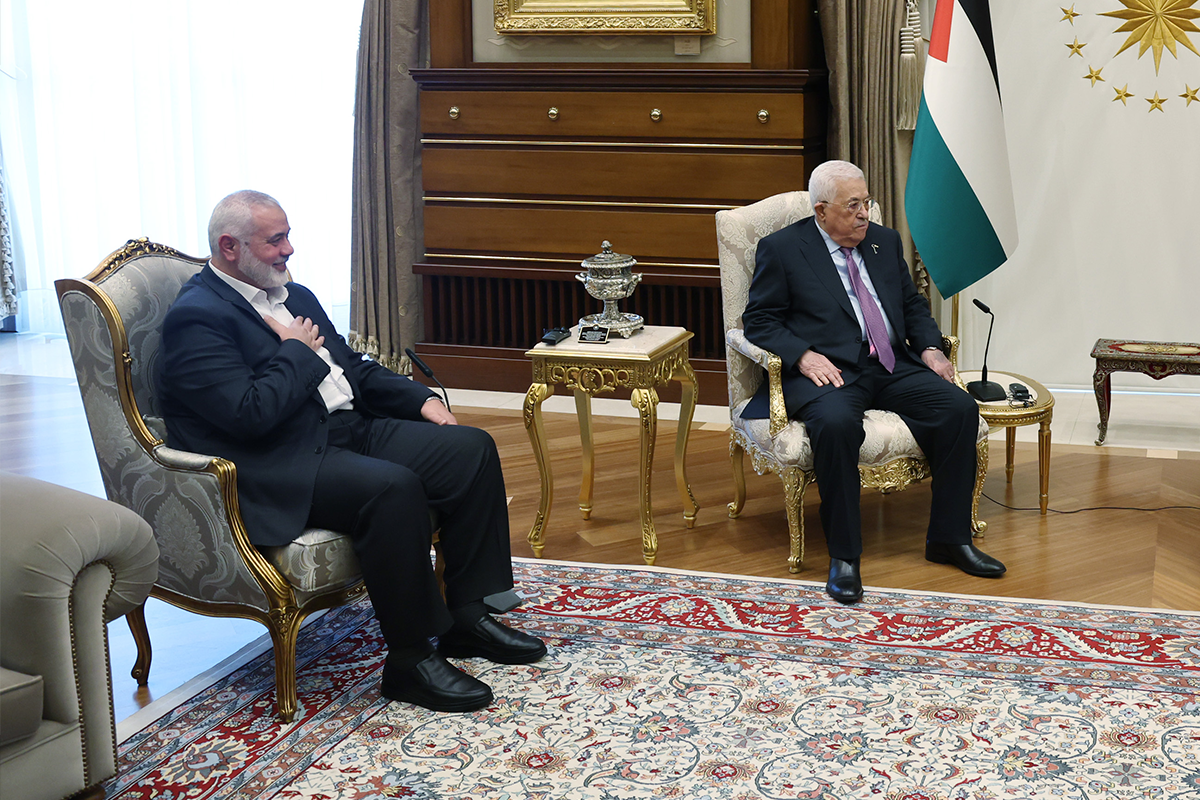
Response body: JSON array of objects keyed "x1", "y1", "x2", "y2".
[
  {"x1": 541, "y1": 327, "x2": 571, "y2": 345},
  {"x1": 1009, "y1": 382, "x2": 1031, "y2": 400}
]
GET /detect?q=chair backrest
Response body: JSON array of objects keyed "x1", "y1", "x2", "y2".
[
  {"x1": 714, "y1": 191, "x2": 883, "y2": 409},
  {"x1": 56, "y1": 241, "x2": 271, "y2": 608}
]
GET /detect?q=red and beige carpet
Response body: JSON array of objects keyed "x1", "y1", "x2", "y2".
[{"x1": 108, "y1": 559, "x2": 1200, "y2": 799}]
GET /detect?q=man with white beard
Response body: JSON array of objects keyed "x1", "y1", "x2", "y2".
[{"x1": 157, "y1": 190, "x2": 544, "y2": 713}]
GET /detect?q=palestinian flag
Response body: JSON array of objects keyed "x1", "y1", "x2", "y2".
[{"x1": 905, "y1": 0, "x2": 1018, "y2": 298}]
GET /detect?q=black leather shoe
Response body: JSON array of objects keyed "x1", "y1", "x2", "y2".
[
  {"x1": 925, "y1": 541, "x2": 1006, "y2": 577},
  {"x1": 826, "y1": 558, "x2": 863, "y2": 604},
  {"x1": 380, "y1": 652, "x2": 493, "y2": 712},
  {"x1": 438, "y1": 615, "x2": 547, "y2": 664}
]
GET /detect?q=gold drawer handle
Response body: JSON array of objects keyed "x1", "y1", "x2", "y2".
[
  {"x1": 448, "y1": 106, "x2": 460, "y2": 120},
  {"x1": 548, "y1": 106, "x2": 559, "y2": 121},
  {"x1": 757, "y1": 109, "x2": 770, "y2": 124},
  {"x1": 650, "y1": 108, "x2": 662, "y2": 122}
]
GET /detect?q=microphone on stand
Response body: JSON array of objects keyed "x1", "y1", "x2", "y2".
[
  {"x1": 405, "y1": 348, "x2": 452, "y2": 412},
  {"x1": 967, "y1": 299, "x2": 1008, "y2": 402}
]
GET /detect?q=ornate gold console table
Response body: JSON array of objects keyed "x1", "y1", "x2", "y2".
[
  {"x1": 1091, "y1": 339, "x2": 1200, "y2": 445},
  {"x1": 523, "y1": 326, "x2": 699, "y2": 565}
]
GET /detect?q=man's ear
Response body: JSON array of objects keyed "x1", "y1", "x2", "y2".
[{"x1": 216, "y1": 233, "x2": 240, "y2": 263}]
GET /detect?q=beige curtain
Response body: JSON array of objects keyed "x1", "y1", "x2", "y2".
[
  {"x1": 816, "y1": 0, "x2": 937, "y2": 305},
  {"x1": 349, "y1": 0, "x2": 426, "y2": 374}
]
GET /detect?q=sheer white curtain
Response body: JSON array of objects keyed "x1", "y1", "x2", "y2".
[{"x1": 0, "y1": 0, "x2": 362, "y2": 334}]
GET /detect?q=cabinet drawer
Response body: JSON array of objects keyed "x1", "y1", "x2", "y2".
[
  {"x1": 424, "y1": 204, "x2": 719, "y2": 263},
  {"x1": 422, "y1": 145, "x2": 811, "y2": 205},
  {"x1": 420, "y1": 90, "x2": 814, "y2": 141}
]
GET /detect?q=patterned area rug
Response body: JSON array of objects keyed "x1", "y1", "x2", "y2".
[{"x1": 109, "y1": 560, "x2": 1200, "y2": 799}]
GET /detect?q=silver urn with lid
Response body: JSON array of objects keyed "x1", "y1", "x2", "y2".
[{"x1": 576, "y1": 240, "x2": 644, "y2": 338}]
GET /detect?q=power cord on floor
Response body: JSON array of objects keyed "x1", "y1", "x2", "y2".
[{"x1": 982, "y1": 493, "x2": 1200, "y2": 514}]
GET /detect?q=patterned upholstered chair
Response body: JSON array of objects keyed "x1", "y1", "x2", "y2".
[
  {"x1": 715, "y1": 191, "x2": 989, "y2": 573},
  {"x1": 54, "y1": 240, "x2": 367, "y2": 723}
]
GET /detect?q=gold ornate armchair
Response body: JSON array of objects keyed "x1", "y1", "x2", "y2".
[
  {"x1": 54, "y1": 240, "x2": 368, "y2": 723},
  {"x1": 714, "y1": 192, "x2": 988, "y2": 573}
]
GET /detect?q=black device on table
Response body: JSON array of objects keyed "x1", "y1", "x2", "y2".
[
  {"x1": 541, "y1": 327, "x2": 571, "y2": 345},
  {"x1": 1009, "y1": 382, "x2": 1031, "y2": 401}
]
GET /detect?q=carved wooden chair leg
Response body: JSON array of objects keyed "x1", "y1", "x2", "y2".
[
  {"x1": 127, "y1": 602, "x2": 152, "y2": 686},
  {"x1": 728, "y1": 441, "x2": 747, "y2": 518},
  {"x1": 971, "y1": 438, "x2": 989, "y2": 535},
  {"x1": 781, "y1": 468, "x2": 809, "y2": 573},
  {"x1": 267, "y1": 606, "x2": 305, "y2": 723}
]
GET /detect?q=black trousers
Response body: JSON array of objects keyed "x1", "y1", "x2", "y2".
[
  {"x1": 797, "y1": 353, "x2": 981, "y2": 561},
  {"x1": 306, "y1": 411, "x2": 514, "y2": 648}
]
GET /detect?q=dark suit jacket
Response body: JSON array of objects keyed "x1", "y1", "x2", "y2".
[
  {"x1": 156, "y1": 265, "x2": 435, "y2": 546},
  {"x1": 742, "y1": 217, "x2": 944, "y2": 419}
]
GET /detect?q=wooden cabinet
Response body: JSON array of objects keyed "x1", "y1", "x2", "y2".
[{"x1": 410, "y1": 6, "x2": 825, "y2": 400}]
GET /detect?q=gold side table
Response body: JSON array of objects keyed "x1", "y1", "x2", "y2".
[
  {"x1": 960, "y1": 370, "x2": 1055, "y2": 514},
  {"x1": 523, "y1": 325, "x2": 700, "y2": 565}
]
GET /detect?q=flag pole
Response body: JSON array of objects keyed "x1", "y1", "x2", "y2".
[{"x1": 951, "y1": 293, "x2": 960, "y2": 338}]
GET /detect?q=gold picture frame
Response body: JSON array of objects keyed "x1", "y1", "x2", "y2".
[{"x1": 494, "y1": 0, "x2": 716, "y2": 35}]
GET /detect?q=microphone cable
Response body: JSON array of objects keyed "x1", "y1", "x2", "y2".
[{"x1": 982, "y1": 492, "x2": 1199, "y2": 514}]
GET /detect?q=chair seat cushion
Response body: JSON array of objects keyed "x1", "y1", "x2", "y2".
[
  {"x1": 732, "y1": 399, "x2": 988, "y2": 471},
  {"x1": 258, "y1": 528, "x2": 362, "y2": 594},
  {"x1": 0, "y1": 666, "x2": 43, "y2": 747}
]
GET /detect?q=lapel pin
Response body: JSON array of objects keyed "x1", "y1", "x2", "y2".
[{"x1": 871, "y1": 244, "x2": 879, "y2": 254}]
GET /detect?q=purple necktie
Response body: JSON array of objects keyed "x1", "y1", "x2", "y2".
[{"x1": 841, "y1": 246, "x2": 895, "y2": 373}]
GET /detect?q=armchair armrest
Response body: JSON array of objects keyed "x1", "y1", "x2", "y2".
[
  {"x1": 727, "y1": 329, "x2": 790, "y2": 437},
  {"x1": 153, "y1": 444, "x2": 220, "y2": 470},
  {"x1": 941, "y1": 334, "x2": 968, "y2": 391}
]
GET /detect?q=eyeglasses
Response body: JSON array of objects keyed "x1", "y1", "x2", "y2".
[{"x1": 821, "y1": 197, "x2": 875, "y2": 214}]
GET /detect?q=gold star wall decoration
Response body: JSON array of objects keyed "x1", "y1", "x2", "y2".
[{"x1": 1056, "y1": 2, "x2": 1200, "y2": 113}]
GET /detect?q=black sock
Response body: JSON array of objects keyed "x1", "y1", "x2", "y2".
[
  {"x1": 448, "y1": 600, "x2": 488, "y2": 630},
  {"x1": 385, "y1": 638, "x2": 435, "y2": 671}
]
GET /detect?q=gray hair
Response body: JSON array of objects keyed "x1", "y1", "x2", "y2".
[
  {"x1": 207, "y1": 190, "x2": 283, "y2": 256},
  {"x1": 808, "y1": 160, "x2": 866, "y2": 205}
]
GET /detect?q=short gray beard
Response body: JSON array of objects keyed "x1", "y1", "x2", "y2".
[{"x1": 237, "y1": 248, "x2": 288, "y2": 289}]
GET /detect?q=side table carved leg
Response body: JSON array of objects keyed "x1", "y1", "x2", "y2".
[
  {"x1": 673, "y1": 360, "x2": 700, "y2": 528},
  {"x1": 631, "y1": 387, "x2": 660, "y2": 565},
  {"x1": 1005, "y1": 427, "x2": 1016, "y2": 484},
  {"x1": 1038, "y1": 415, "x2": 1052, "y2": 515},
  {"x1": 523, "y1": 382, "x2": 555, "y2": 558},
  {"x1": 574, "y1": 388, "x2": 594, "y2": 520},
  {"x1": 1094, "y1": 363, "x2": 1112, "y2": 445}
]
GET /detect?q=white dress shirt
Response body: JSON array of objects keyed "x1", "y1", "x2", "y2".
[{"x1": 210, "y1": 265, "x2": 355, "y2": 413}]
